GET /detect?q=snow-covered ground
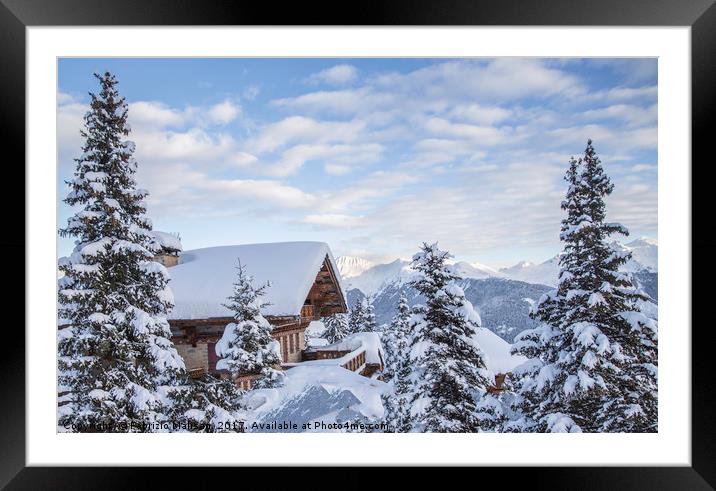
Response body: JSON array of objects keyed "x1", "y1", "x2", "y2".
[
  {"x1": 243, "y1": 327, "x2": 524, "y2": 432},
  {"x1": 244, "y1": 332, "x2": 387, "y2": 430},
  {"x1": 473, "y1": 327, "x2": 527, "y2": 374}
]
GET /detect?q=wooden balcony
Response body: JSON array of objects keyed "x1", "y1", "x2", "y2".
[
  {"x1": 300, "y1": 304, "x2": 314, "y2": 319},
  {"x1": 342, "y1": 350, "x2": 366, "y2": 372}
]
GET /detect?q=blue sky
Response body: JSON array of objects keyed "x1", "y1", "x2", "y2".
[{"x1": 57, "y1": 58, "x2": 657, "y2": 267}]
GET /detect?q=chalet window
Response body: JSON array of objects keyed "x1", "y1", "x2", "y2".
[
  {"x1": 289, "y1": 332, "x2": 295, "y2": 353},
  {"x1": 294, "y1": 332, "x2": 300, "y2": 351},
  {"x1": 281, "y1": 336, "x2": 288, "y2": 362}
]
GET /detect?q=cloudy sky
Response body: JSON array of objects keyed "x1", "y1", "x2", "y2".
[{"x1": 57, "y1": 58, "x2": 657, "y2": 267}]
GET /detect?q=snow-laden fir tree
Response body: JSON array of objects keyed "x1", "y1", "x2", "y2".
[
  {"x1": 406, "y1": 242, "x2": 492, "y2": 433},
  {"x1": 216, "y1": 260, "x2": 284, "y2": 390},
  {"x1": 382, "y1": 292, "x2": 411, "y2": 381},
  {"x1": 57, "y1": 72, "x2": 189, "y2": 432},
  {"x1": 363, "y1": 298, "x2": 377, "y2": 332},
  {"x1": 163, "y1": 375, "x2": 245, "y2": 433},
  {"x1": 381, "y1": 292, "x2": 414, "y2": 432},
  {"x1": 510, "y1": 140, "x2": 658, "y2": 433},
  {"x1": 322, "y1": 313, "x2": 350, "y2": 344},
  {"x1": 348, "y1": 297, "x2": 376, "y2": 334},
  {"x1": 348, "y1": 297, "x2": 366, "y2": 334}
]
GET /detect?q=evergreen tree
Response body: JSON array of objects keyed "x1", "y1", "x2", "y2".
[
  {"x1": 511, "y1": 140, "x2": 658, "y2": 433},
  {"x1": 406, "y1": 242, "x2": 492, "y2": 432},
  {"x1": 303, "y1": 326, "x2": 315, "y2": 350},
  {"x1": 382, "y1": 292, "x2": 411, "y2": 381},
  {"x1": 474, "y1": 385, "x2": 514, "y2": 432},
  {"x1": 216, "y1": 260, "x2": 284, "y2": 390},
  {"x1": 347, "y1": 297, "x2": 376, "y2": 334},
  {"x1": 57, "y1": 72, "x2": 187, "y2": 432},
  {"x1": 348, "y1": 297, "x2": 365, "y2": 334},
  {"x1": 362, "y1": 298, "x2": 377, "y2": 332},
  {"x1": 165, "y1": 375, "x2": 245, "y2": 433},
  {"x1": 381, "y1": 292, "x2": 414, "y2": 432},
  {"x1": 322, "y1": 313, "x2": 350, "y2": 344}
]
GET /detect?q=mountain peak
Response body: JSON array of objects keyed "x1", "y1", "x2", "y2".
[
  {"x1": 335, "y1": 256, "x2": 375, "y2": 279},
  {"x1": 627, "y1": 237, "x2": 658, "y2": 247}
]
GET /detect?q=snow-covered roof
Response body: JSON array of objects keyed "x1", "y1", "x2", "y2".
[
  {"x1": 151, "y1": 231, "x2": 182, "y2": 252},
  {"x1": 473, "y1": 327, "x2": 527, "y2": 374},
  {"x1": 312, "y1": 332, "x2": 384, "y2": 365},
  {"x1": 168, "y1": 241, "x2": 344, "y2": 319}
]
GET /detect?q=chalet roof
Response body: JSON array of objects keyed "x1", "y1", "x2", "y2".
[{"x1": 167, "y1": 241, "x2": 345, "y2": 320}]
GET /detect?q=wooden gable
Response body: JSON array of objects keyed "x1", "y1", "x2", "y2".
[{"x1": 302, "y1": 255, "x2": 348, "y2": 319}]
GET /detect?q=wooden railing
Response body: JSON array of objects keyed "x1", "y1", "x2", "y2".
[{"x1": 341, "y1": 350, "x2": 366, "y2": 372}]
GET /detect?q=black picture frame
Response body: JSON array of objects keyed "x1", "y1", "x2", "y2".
[{"x1": 2, "y1": 0, "x2": 713, "y2": 488}]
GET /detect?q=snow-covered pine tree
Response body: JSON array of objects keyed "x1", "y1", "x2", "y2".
[
  {"x1": 347, "y1": 297, "x2": 365, "y2": 334},
  {"x1": 362, "y1": 298, "x2": 377, "y2": 332},
  {"x1": 382, "y1": 292, "x2": 411, "y2": 381},
  {"x1": 407, "y1": 242, "x2": 492, "y2": 433},
  {"x1": 216, "y1": 260, "x2": 284, "y2": 390},
  {"x1": 172, "y1": 375, "x2": 245, "y2": 433},
  {"x1": 303, "y1": 325, "x2": 316, "y2": 350},
  {"x1": 511, "y1": 140, "x2": 658, "y2": 433},
  {"x1": 322, "y1": 313, "x2": 350, "y2": 344},
  {"x1": 381, "y1": 292, "x2": 414, "y2": 432},
  {"x1": 57, "y1": 72, "x2": 187, "y2": 432}
]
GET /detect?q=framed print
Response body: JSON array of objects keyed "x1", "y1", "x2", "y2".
[{"x1": 3, "y1": 0, "x2": 715, "y2": 487}]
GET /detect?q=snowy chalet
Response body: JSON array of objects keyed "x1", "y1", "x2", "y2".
[{"x1": 160, "y1": 239, "x2": 354, "y2": 389}]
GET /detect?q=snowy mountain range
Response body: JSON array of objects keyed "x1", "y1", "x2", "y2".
[
  {"x1": 497, "y1": 237, "x2": 657, "y2": 286},
  {"x1": 337, "y1": 238, "x2": 657, "y2": 342},
  {"x1": 335, "y1": 256, "x2": 374, "y2": 279},
  {"x1": 337, "y1": 237, "x2": 656, "y2": 292},
  {"x1": 338, "y1": 257, "x2": 507, "y2": 296}
]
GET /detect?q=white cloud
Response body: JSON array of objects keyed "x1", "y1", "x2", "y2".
[
  {"x1": 301, "y1": 213, "x2": 365, "y2": 228},
  {"x1": 272, "y1": 88, "x2": 390, "y2": 116},
  {"x1": 447, "y1": 103, "x2": 512, "y2": 125},
  {"x1": 208, "y1": 99, "x2": 241, "y2": 125},
  {"x1": 130, "y1": 101, "x2": 193, "y2": 128},
  {"x1": 308, "y1": 64, "x2": 359, "y2": 85},
  {"x1": 137, "y1": 161, "x2": 316, "y2": 218},
  {"x1": 132, "y1": 127, "x2": 237, "y2": 162},
  {"x1": 411, "y1": 138, "x2": 494, "y2": 166},
  {"x1": 200, "y1": 178, "x2": 316, "y2": 209},
  {"x1": 275, "y1": 59, "x2": 585, "y2": 121},
  {"x1": 320, "y1": 171, "x2": 421, "y2": 214},
  {"x1": 57, "y1": 95, "x2": 86, "y2": 165},
  {"x1": 607, "y1": 181, "x2": 658, "y2": 233},
  {"x1": 581, "y1": 103, "x2": 657, "y2": 127},
  {"x1": 57, "y1": 91, "x2": 76, "y2": 104},
  {"x1": 371, "y1": 58, "x2": 585, "y2": 102},
  {"x1": 58, "y1": 59, "x2": 657, "y2": 263},
  {"x1": 631, "y1": 164, "x2": 657, "y2": 172},
  {"x1": 257, "y1": 142, "x2": 383, "y2": 177},
  {"x1": 423, "y1": 117, "x2": 514, "y2": 144},
  {"x1": 249, "y1": 116, "x2": 365, "y2": 154},
  {"x1": 354, "y1": 160, "x2": 568, "y2": 257},
  {"x1": 584, "y1": 85, "x2": 657, "y2": 104},
  {"x1": 548, "y1": 124, "x2": 657, "y2": 152}
]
